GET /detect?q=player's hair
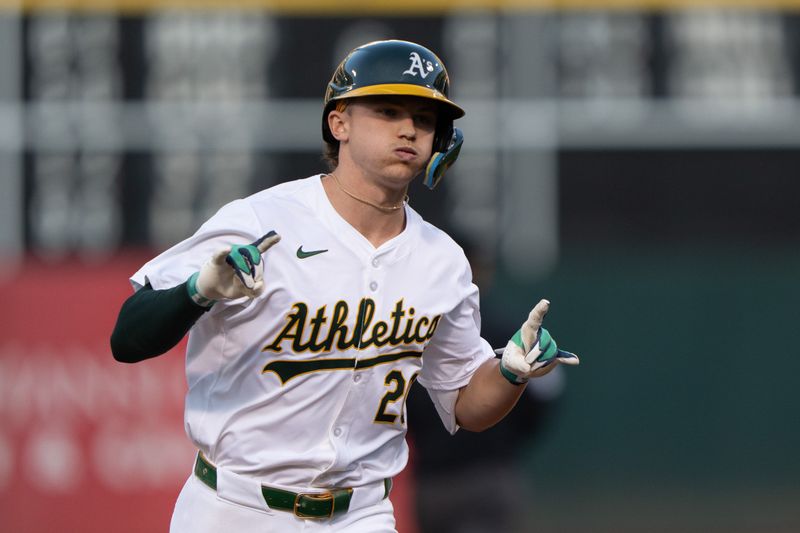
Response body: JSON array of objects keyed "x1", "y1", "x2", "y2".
[{"x1": 322, "y1": 100, "x2": 348, "y2": 170}]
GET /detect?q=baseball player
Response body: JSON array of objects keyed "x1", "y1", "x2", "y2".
[{"x1": 111, "y1": 39, "x2": 579, "y2": 532}]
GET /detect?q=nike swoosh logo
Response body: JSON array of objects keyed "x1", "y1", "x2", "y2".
[{"x1": 296, "y1": 246, "x2": 328, "y2": 259}]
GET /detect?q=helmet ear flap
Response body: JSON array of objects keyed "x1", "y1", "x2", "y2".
[
  {"x1": 433, "y1": 119, "x2": 453, "y2": 154},
  {"x1": 424, "y1": 127, "x2": 464, "y2": 190}
]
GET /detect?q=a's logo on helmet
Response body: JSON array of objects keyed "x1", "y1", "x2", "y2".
[{"x1": 403, "y1": 52, "x2": 434, "y2": 79}]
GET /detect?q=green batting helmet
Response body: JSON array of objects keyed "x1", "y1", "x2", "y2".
[{"x1": 322, "y1": 40, "x2": 465, "y2": 188}]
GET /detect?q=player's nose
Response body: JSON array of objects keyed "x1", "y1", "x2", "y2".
[{"x1": 397, "y1": 114, "x2": 417, "y2": 140}]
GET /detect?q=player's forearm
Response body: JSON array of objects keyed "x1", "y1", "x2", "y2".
[
  {"x1": 454, "y1": 358, "x2": 526, "y2": 432},
  {"x1": 110, "y1": 282, "x2": 209, "y2": 363}
]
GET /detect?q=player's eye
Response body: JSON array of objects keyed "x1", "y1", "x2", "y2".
[
  {"x1": 376, "y1": 106, "x2": 397, "y2": 117},
  {"x1": 414, "y1": 113, "x2": 436, "y2": 128}
]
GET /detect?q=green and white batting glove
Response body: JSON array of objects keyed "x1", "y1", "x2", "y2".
[
  {"x1": 498, "y1": 299, "x2": 580, "y2": 385},
  {"x1": 187, "y1": 231, "x2": 281, "y2": 306}
]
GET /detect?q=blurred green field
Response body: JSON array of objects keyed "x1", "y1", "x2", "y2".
[{"x1": 502, "y1": 247, "x2": 800, "y2": 532}]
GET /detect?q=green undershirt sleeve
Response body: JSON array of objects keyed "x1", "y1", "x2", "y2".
[{"x1": 110, "y1": 281, "x2": 210, "y2": 363}]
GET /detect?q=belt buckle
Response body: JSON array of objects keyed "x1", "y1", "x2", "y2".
[{"x1": 293, "y1": 491, "x2": 334, "y2": 520}]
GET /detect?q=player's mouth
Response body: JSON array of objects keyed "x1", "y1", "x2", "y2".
[{"x1": 393, "y1": 146, "x2": 418, "y2": 161}]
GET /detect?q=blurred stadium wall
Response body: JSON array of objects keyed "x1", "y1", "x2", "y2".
[{"x1": 1, "y1": 1, "x2": 799, "y2": 532}]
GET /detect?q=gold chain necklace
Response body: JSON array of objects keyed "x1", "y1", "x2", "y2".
[{"x1": 328, "y1": 173, "x2": 408, "y2": 213}]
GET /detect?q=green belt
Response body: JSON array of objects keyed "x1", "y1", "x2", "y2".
[{"x1": 194, "y1": 452, "x2": 392, "y2": 520}]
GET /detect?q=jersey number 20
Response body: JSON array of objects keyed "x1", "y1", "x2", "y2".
[{"x1": 374, "y1": 370, "x2": 419, "y2": 425}]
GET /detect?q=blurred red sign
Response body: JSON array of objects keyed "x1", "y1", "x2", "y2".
[
  {"x1": 0, "y1": 254, "x2": 416, "y2": 533},
  {"x1": 0, "y1": 255, "x2": 193, "y2": 533}
]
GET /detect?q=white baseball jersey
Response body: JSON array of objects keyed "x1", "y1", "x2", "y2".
[{"x1": 131, "y1": 174, "x2": 494, "y2": 490}]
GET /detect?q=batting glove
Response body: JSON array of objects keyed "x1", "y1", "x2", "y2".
[
  {"x1": 499, "y1": 299, "x2": 580, "y2": 385},
  {"x1": 187, "y1": 231, "x2": 281, "y2": 306}
]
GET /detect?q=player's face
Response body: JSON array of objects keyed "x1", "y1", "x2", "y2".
[{"x1": 341, "y1": 96, "x2": 437, "y2": 188}]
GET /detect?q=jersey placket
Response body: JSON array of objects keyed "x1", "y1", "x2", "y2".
[{"x1": 318, "y1": 250, "x2": 390, "y2": 480}]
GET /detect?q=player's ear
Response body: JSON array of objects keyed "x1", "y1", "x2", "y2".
[{"x1": 328, "y1": 108, "x2": 350, "y2": 142}]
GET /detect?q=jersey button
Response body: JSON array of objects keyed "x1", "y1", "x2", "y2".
[
  {"x1": 369, "y1": 281, "x2": 378, "y2": 291},
  {"x1": 353, "y1": 374, "x2": 361, "y2": 383},
  {"x1": 371, "y1": 258, "x2": 379, "y2": 268},
  {"x1": 333, "y1": 428, "x2": 343, "y2": 437}
]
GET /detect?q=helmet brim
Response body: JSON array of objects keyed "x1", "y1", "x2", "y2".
[{"x1": 330, "y1": 83, "x2": 465, "y2": 119}]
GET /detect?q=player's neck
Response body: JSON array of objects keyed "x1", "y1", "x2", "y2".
[{"x1": 322, "y1": 172, "x2": 407, "y2": 248}]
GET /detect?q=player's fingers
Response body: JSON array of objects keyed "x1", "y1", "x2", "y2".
[
  {"x1": 242, "y1": 275, "x2": 266, "y2": 298},
  {"x1": 250, "y1": 260, "x2": 265, "y2": 288},
  {"x1": 254, "y1": 231, "x2": 281, "y2": 254},
  {"x1": 529, "y1": 358, "x2": 559, "y2": 378},
  {"x1": 254, "y1": 257, "x2": 264, "y2": 278},
  {"x1": 521, "y1": 299, "x2": 549, "y2": 349},
  {"x1": 236, "y1": 269, "x2": 254, "y2": 290},
  {"x1": 526, "y1": 299, "x2": 550, "y2": 329},
  {"x1": 240, "y1": 246, "x2": 260, "y2": 270},
  {"x1": 251, "y1": 280, "x2": 265, "y2": 296},
  {"x1": 226, "y1": 249, "x2": 248, "y2": 273},
  {"x1": 556, "y1": 349, "x2": 580, "y2": 365},
  {"x1": 226, "y1": 252, "x2": 256, "y2": 289},
  {"x1": 210, "y1": 248, "x2": 230, "y2": 265},
  {"x1": 228, "y1": 269, "x2": 258, "y2": 297},
  {"x1": 525, "y1": 328, "x2": 557, "y2": 364}
]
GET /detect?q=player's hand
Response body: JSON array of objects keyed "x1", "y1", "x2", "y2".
[
  {"x1": 498, "y1": 299, "x2": 579, "y2": 385},
  {"x1": 190, "y1": 231, "x2": 281, "y2": 304}
]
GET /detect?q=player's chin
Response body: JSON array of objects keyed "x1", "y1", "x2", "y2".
[{"x1": 387, "y1": 159, "x2": 426, "y2": 181}]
